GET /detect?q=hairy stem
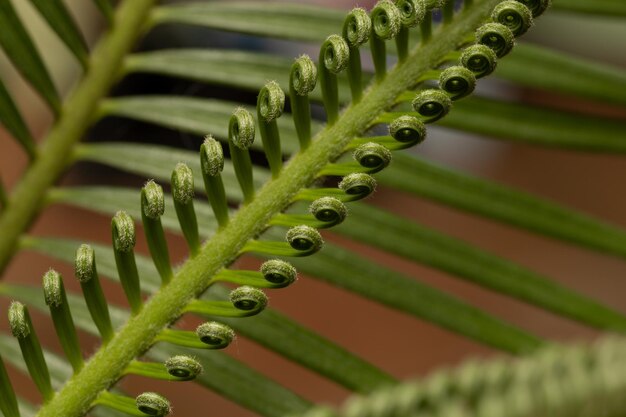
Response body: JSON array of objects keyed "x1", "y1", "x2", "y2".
[
  {"x1": 0, "y1": 0, "x2": 156, "y2": 274},
  {"x1": 35, "y1": 1, "x2": 502, "y2": 416}
]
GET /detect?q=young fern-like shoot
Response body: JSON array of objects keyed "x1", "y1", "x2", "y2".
[
  {"x1": 112, "y1": 210, "x2": 143, "y2": 315},
  {"x1": 136, "y1": 392, "x2": 171, "y2": 417},
  {"x1": 196, "y1": 321, "x2": 236, "y2": 349},
  {"x1": 242, "y1": 225, "x2": 324, "y2": 257},
  {"x1": 394, "y1": 0, "x2": 425, "y2": 62},
  {"x1": 184, "y1": 287, "x2": 269, "y2": 318},
  {"x1": 342, "y1": 8, "x2": 370, "y2": 103},
  {"x1": 475, "y1": 22, "x2": 515, "y2": 58},
  {"x1": 96, "y1": 391, "x2": 171, "y2": 417},
  {"x1": 8, "y1": 302, "x2": 54, "y2": 402},
  {"x1": 370, "y1": 0, "x2": 401, "y2": 81},
  {"x1": 75, "y1": 244, "x2": 115, "y2": 343},
  {"x1": 171, "y1": 163, "x2": 200, "y2": 256},
  {"x1": 388, "y1": 115, "x2": 427, "y2": 148},
  {"x1": 43, "y1": 269, "x2": 83, "y2": 372},
  {"x1": 492, "y1": 0, "x2": 534, "y2": 36},
  {"x1": 412, "y1": 89, "x2": 452, "y2": 122},
  {"x1": 319, "y1": 34, "x2": 349, "y2": 125},
  {"x1": 257, "y1": 81, "x2": 285, "y2": 177},
  {"x1": 460, "y1": 44, "x2": 498, "y2": 78},
  {"x1": 141, "y1": 180, "x2": 173, "y2": 285},
  {"x1": 125, "y1": 355, "x2": 202, "y2": 381},
  {"x1": 438, "y1": 66, "x2": 477, "y2": 100},
  {"x1": 200, "y1": 135, "x2": 229, "y2": 228},
  {"x1": 228, "y1": 107, "x2": 256, "y2": 202},
  {"x1": 215, "y1": 260, "x2": 298, "y2": 288},
  {"x1": 289, "y1": 55, "x2": 317, "y2": 150}
]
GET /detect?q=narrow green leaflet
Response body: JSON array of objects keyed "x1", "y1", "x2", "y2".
[
  {"x1": 97, "y1": 96, "x2": 314, "y2": 154},
  {"x1": 29, "y1": 0, "x2": 89, "y2": 68},
  {"x1": 0, "y1": 283, "x2": 312, "y2": 417},
  {"x1": 73, "y1": 143, "x2": 270, "y2": 201},
  {"x1": 21, "y1": 236, "x2": 395, "y2": 393},
  {"x1": 203, "y1": 285, "x2": 397, "y2": 392},
  {"x1": 501, "y1": 43, "x2": 626, "y2": 107},
  {"x1": 124, "y1": 49, "x2": 353, "y2": 103},
  {"x1": 289, "y1": 244, "x2": 543, "y2": 354},
  {"x1": 149, "y1": 2, "x2": 344, "y2": 42},
  {"x1": 0, "y1": 0, "x2": 60, "y2": 114},
  {"x1": 0, "y1": 79, "x2": 35, "y2": 158},
  {"x1": 338, "y1": 203, "x2": 626, "y2": 332},
  {"x1": 381, "y1": 97, "x2": 626, "y2": 152},
  {"x1": 91, "y1": 0, "x2": 113, "y2": 23},
  {"x1": 378, "y1": 153, "x2": 626, "y2": 260},
  {"x1": 551, "y1": 0, "x2": 626, "y2": 17}
]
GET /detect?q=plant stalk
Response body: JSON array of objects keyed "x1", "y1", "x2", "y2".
[{"x1": 34, "y1": 1, "x2": 503, "y2": 416}]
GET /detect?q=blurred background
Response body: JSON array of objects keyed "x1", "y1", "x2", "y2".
[{"x1": 1, "y1": 0, "x2": 626, "y2": 415}]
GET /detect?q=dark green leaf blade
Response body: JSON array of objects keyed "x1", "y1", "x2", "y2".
[
  {"x1": 338, "y1": 203, "x2": 626, "y2": 332},
  {"x1": 98, "y1": 97, "x2": 312, "y2": 154},
  {"x1": 0, "y1": 0, "x2": 61, "y2": 114},
  {"x1": 289, "y1": 243, "x2": 544, "y2": 354},
  {"x1": 379, "y1": 153, "x2": 626, "y2": 260},
  {"x1": 500, "y1": 43, "x2": 626, "y2": 107},
  {"x1": 150, "y1": 2, "x2": 344, "y2": 42},
  {"x1": 0, "y1": 79, "x2": 36, "y2": 158},
  {"x1": 29, "y1": 0, "x2": 89, "y2": 68},
  {"x1": 382, "y1": 97, "x2": 626, "y2": 152},
  {"x1": 551, "y1": 0, "x2": 626, "y2": 17}
]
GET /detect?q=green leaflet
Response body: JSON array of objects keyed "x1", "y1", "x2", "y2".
[
  {"x1": 551, "y1": 0, "x2": 626, "y2": 17},
  {"x1": 289, "y1": 244, "x2": 543, "y2": 354},
  {"x1": 91, "y1": 0, "x2": 113, "y2": 23},
  {"x1": 0, "y1": 283, "x2": 312, "y2": 417},
  {"x1": 379, "y1": 153, "x2": 626, "y2": 259},
  {"x1": 501, "y1": 43, "x2": 626, "y2": 107},
  {"x1": 20, "y1": 236, "x2": 396, "y2": 394},
  {"x1": 97, "y1": 96, "x2": 322, "y2": 154},
  {"x1": 149, "y1": 2, "x2": 344, "y2": 42},
  {"x1": 380, "y1": 96, "x2": 626, "y2": 152},
  {"x1": 72, "y1": 142, "x2": 270, "y2": 202},
  {"x1": 29, "y1": 0, "x2": 89, "y2": 68},
  {"x1": 0, "y1": 79, "x2": 35, "y2": 158},
  {"x1": 0, "y1": 0, "x2": 60, "y2": 114},
  {"x1": 124, "y1": 49, "x2": 353, "y2": 103},
  {"x1": 338, "y1": 203, "x2": 626, "y2": 332}
]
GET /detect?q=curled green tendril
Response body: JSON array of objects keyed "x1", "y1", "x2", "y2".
[
  {"x1": 196, "y1": 321, "x2": 235, "y2": 348},
  {"x1": 343, "y1": 7, "x2": 371, "y2": 47},
  {"x1": 43, "y1": 269, "x2": 63, "y2": 307},
  {"x1": 261, "y1": 259, "x2": 297, "y2": 286},
  {"x1": 353, "y1": 142, "x2": 392, "y2": 173},
  {"x1": 229, "y1": 107, "x2": 256, "y2": 149},
  {"x1": 475, "y1": 23, "x2": 515, "y2": 58},
  {"x1": 371, "y1": 0, "x2": 402, "y2": 40},
  {"x1": 171, "y1": 163, "x2": 194, "y2": 205},
  {"x1": 291, "y1": 55, "x2": 317, "y2": 96},
  {"x1": 396, "y1": 0, "x2": 426, "y2": 27},
  {"x1": 141, "y1": 180, "x2": 165, "y2": 220},
  {"x1": 136, "y1": 392, "x2": 170, "y2": 416},
  {"x1": 112, "y1": 211, "x2": 135, "y2": 253},
  {"x1": 412, "y1": 89, "x2": 452, "y2": 122},
  {"x1": 515, "y1": 0, "x2": 550, "y2": 17},
  {"x1": 164, "y1": 356, "x2": 203, "y2": 380},
  {"x1": 200, "y1": 135, "x2": 224, "y2": 177},
  {"x1": 75, "y1": 243, "x2": 95, "y2": 283},
  {"x1": 258, "y1": 80, "x2": 285, "y2": 122},
  {"x1": 389, "y1": 115, "x2": 427, "y2": 145},
  {"x1": 309, "y1": 197, "x2": 348, "y2": 226},
  {"x1": 460, "y1": 44, "x2": 497, "y2": 78},
  {"x1": 492, "y1": 1, "x2": 533, "y2": 37},
  {"x1": 287, "y1": 225, "x2": 324, "y2": 252},
  {"x1": 439, "y1": 66, "x2": 476, "y2": 100},
  {"x1": 339, "y1": 173, "x2": 377, "y2": 199},
  {"x1": 322, "y1": 34, "x2": 349, "y2": 74},
  {"x1": 230, "y1": 286, "x2": 268, "y2": 311},
  {"x1": 8, "y1": 301, "x2": 29, "y2": 339}
]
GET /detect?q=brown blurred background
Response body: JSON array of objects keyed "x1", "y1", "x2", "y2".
[{"x1": 1, "y1": 0, "x2": 626, "y2": 416}]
